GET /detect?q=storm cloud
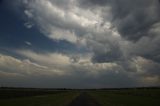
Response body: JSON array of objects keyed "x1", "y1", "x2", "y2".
[{"x1": 0, "y1": 0, "x2": 160, "y2": 88}]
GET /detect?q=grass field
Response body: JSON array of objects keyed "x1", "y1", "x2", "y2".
[
  {"x1": 0, "y1": 88, "x2": 160, "y2": 106},
  {"x1": 89, "y1": 89, "x2": 160, "y2": 106},
  {"x1": 0, "y1": 88, "x2": 70, "y2": 99},
  {"x1": 0, "y1": 91, "x2": 79, "y2": 106}
]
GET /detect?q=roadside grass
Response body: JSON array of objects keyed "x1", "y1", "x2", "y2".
[
  {"x1": 89, "y1": 89, "x2": 160, "y2": 106},
  {"x1": 0, "y1": 91, "x2": 80, "y2": 106}
]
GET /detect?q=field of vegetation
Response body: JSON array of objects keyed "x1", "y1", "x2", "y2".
[
  {"x1": 89, "y1": 88, "x2": 160, "y2": 106},
  {"x1": 0, "y1": 88, "x2": 79, "y2": 106},
  {"x1": 1, "y1": 87, "x2": 160, "y2": 106}
]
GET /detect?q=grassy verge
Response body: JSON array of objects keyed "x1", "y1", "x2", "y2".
[
  {"x1": 89, "y1": 89, "x2": 160, "y2": 106},
  {"x1": 0, "y1": 91, "x2": 80, "y2": 106}
]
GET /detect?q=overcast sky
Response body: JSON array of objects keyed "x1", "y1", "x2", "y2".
[{"x1": 0, "y1": 0, "x2": 160, "y2": 88}]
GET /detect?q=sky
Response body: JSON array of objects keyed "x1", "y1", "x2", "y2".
[{"x1": 0, "y1": 0, "x2": 160, "y2": 88}]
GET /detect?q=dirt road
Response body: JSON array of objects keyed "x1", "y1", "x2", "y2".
[{"x1": 68, "y1": 92, "x2": 100, "y2": 106}]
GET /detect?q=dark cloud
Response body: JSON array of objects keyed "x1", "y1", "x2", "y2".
[
  {"x1": 129, "y1": 33, "x2": 160, "y2": 63},
  {"x1": 78, "y1": 0, "x2": 160, "y2": 81},
  {"x1": 0, "y1": 0, "x2": 160, "y2": 88},
  {"x1": 79, "y1": 0, "x2": 109, "y2": 7},
  {"x1": 111, "y1": 0, "x2": 160, "y2": 41},
  {"x1": 92, "y1": 44, "x2": 123, "y2": 63},
  {"x1": 80, "y1": 0, "x2": 160, "y2": 41}
]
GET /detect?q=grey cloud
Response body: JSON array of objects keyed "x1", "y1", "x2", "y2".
[
  {"x1": 0, "y1": 70, "x2": 138, "y2": 88},
  {"x1": 78, "y1": 0, "x2": 160, "y2": 68},
  {"x1": 90, "y1": 41, "x2": 123, "y2": 63},
  {"x1": 0, "y1": 53, "x2": 139, "y2": 88},
  {"x1": 133, "y1": 57, "x2": 160, "y2": 84},
  {"x1": 79, "y1": 0, "x2": 109, "y2": 7},
  {"x1": 109, "y1": 0, "x2": 160, "y2": 41},
  {"x1": 128, "y1": 30, "x2": 160, "y2": 63},
  {"x1": 80, "y1": 0, "x2": 160, "y2": 41},
  {"x1": 1, "y1": 0, "x2": 160, "y2": 88},
  {"x1": 0, "y1": 54, "x2": 48, "y2": 76}
]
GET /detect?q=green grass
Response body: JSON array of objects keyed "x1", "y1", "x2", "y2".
[
  {"x1": 0, "y1": 91, "x2": 79, "y2": 106},
  {"x1": 89, "y1": 89, "x2": 160, "y2": 106}
]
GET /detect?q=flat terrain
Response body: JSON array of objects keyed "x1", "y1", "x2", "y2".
[
  {"x1": 68, "y1": 92, "x2": 100, "y2": 106},
  {"x1": 0, "y1": 89, "x2": 79, "y2": 106},
  {"x1": 0, "y1": 88, "x2": 160, "y2": 106},
  {"x1": 89, "y1": 89, "x2": 160, "y2": 106}
]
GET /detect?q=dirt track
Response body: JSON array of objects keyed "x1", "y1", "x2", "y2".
[{"x1": 68, "y1": 92, "x2": 100, "y2": 106}]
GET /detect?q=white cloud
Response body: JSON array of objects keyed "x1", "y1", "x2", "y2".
[
  {"x1": 22, "y1": 0, "x2": 118, "y2": 45},
  {"x1": 2, "y1": 0, "x2": 160, "y2": 87},
  {"x1": 0, "y1": 54, "x2": 48, "y2": 76},
  {"x1": 24, "y1": 22, "x2": 34, "y2": 29},
  {"x1": 24, "y1": 10, "x2": 33, "y2": 18},
  {"x1": 128, "y1": 56, "x2": 160, "y2": 85},
  {"x1": 25, "y1": 41, "x2": 32, "y2": 46},
  {"x1": 16, "y1": 50, "x2": 121, "y2": 77},
  {"x1": 17, "y1": 50, "x2": 71, "y2": 66},
  {"x1": 48, "y1": 26, "x2": 77, "y2": 43}
]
